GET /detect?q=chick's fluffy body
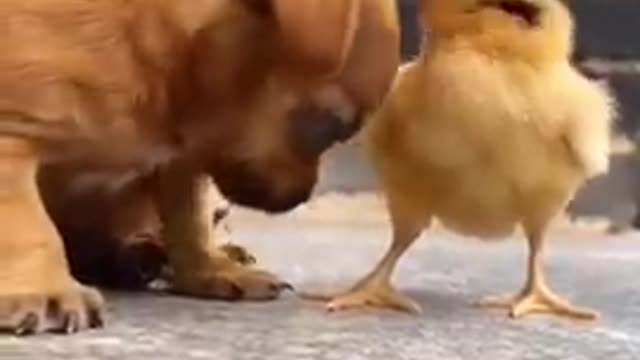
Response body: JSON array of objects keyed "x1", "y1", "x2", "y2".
[{"x1": 368, "y1": 0, "x2": 614, "y2": 239}]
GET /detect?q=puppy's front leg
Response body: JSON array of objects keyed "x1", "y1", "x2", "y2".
[
  {"x1": 0, "y1": 137, "x2": 104, "y2": 335},
  {"x1": 153, "y1": 158, "x2": 290, "y2": 300}
]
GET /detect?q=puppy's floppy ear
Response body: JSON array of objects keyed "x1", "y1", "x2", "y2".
[
  {"x1": 336, "y1": 0, "x2": 401, "y2": 109},
  {"x1": 271, "y1": 0, "x2": 362, "y2": 77}
]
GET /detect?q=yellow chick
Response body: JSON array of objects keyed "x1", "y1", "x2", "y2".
[{"x1": 327, "y1": 0, "x2": 616, "y2": 320}]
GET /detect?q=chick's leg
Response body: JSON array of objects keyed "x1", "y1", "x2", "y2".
[
  {"x1": 327, "y1": 216, "x2": 423, "y2": 313},
  {"x1": 477, "y1": 226, "x2": 598, "y2": 320}
]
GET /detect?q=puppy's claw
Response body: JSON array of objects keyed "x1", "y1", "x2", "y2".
[
  {"x1": 14, "y1": 313, "x2": 39, "y2": 336},
  {"x1": 219, "y1": 243, "x2": 258, "y2": 266},
  {"x1": 1, "y1": 285, "x2": 105, "y2": 336},
  {"x1": 61, "y1": 312, "x2": 80, "y2": 334},
  {"x1": 280, "y1": 282, "x2": 295, "y2": 292},
  {"x1": 88, "y1": 309, "x2": 104, "y2": 329},
  {"x1": 270, "y1": 282, "x2": 295, "y2": 293}
]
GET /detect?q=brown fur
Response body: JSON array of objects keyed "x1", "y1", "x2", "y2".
[{"x1": 0, "y1": 0, "x2": 400, "y2": 335}]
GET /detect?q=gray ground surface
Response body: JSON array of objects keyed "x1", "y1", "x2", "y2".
[{"x1": 2, "y1": 203, "x2": 640, "y2": 360}]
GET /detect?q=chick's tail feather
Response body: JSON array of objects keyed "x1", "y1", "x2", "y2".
[{"x1": 563, "y1": 78, "x2": 616, "y2": 178}]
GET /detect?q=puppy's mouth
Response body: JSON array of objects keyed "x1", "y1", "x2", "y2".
[{"x1": 484, "y1": 0, "x2": 541, "y2": 26}]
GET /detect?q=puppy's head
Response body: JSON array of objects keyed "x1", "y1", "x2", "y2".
[{"x1": 182, "y1": 0, "x2": 400, "y2": 213}]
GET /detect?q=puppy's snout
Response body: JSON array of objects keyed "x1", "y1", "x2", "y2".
[
  {"x1": 289, "y1": 106, "x2": 363, "y2": 157},
  {"x1": 213, "y1": 165, "x2": 313, "y2": 213}
]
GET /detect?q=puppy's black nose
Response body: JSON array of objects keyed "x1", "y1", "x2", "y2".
[
  {"x1": 214, "y1": 166, "x2": 313, "y2": 213},
  {"x1": 289, "y1": 106, "x2": 363, "y2": 157}
]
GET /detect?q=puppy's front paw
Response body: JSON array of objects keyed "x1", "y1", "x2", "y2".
[
  {"x1": 0, "y1": 284, "x2": 104, "y2": 336},
  {"x1": 172, "y1": 259, "x2": 292, "y2": 301}
]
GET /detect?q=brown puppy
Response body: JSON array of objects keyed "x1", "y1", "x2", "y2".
[{"x1": 0, "y1": 0, "x2": 400, "y2": 335}]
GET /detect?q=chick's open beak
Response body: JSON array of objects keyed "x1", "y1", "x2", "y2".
[{"x1": 479, "y1": 0, "x2": 542, "y2": 26}]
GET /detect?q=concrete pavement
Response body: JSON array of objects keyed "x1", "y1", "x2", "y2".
[{"x1": 3, "y1": 195, "x2": 640, "y2": 360}]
